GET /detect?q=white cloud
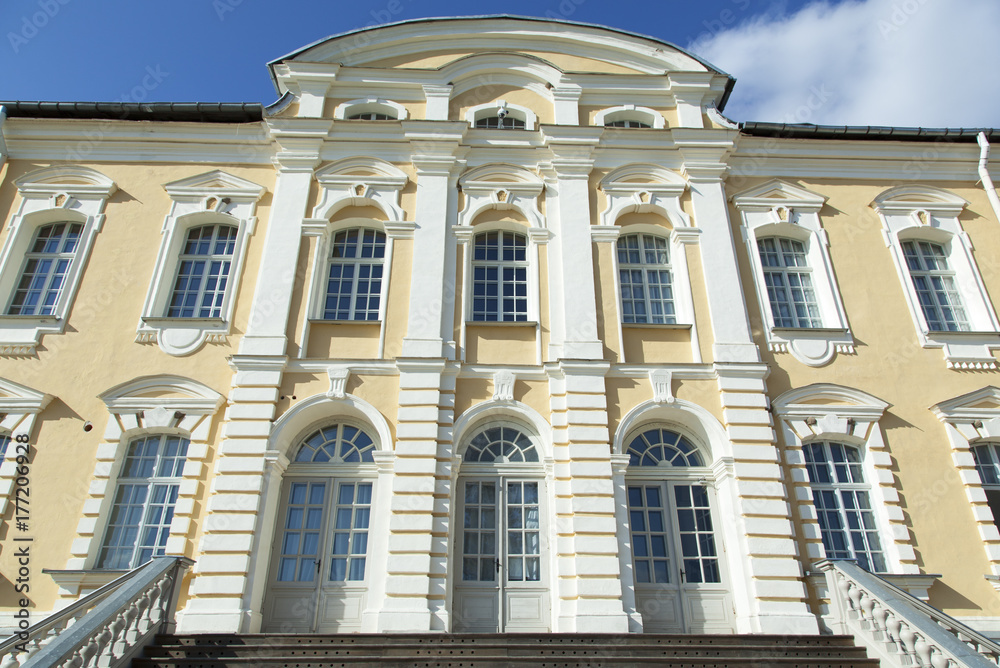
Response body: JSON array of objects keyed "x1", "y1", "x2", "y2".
[{"x1": 688, "y1": 0, "x2": 1000, "y2": 127}]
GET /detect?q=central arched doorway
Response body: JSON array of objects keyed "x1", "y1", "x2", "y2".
[
  {"x1": 262, "y1": 422, "x2": 378, "y2": 633},
  {"x1": 452, "y1": 423, "x2": 551, "y2": 632},
  {"x1": 623, "y1": 426, "x2": 734, "y2": 633}
]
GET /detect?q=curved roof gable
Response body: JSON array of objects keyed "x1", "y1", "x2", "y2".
[{"x1": 269, "y1": 15, "x2": 731, "y2": 85}]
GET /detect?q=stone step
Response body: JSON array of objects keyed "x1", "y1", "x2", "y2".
[{"x1": 136, "y1": 633, "x2": 880, "y2": 668}]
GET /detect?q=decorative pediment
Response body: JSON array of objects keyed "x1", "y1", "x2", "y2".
[
  {"x1": 599, "y1": 164, "x2": 690, "y2": 227},
  {"x1": 312, "y1": 157, "x2": 408, "y2": 223},
  {"x1": 932, "y1": 387, "x2": 1000, "y2": 421},
  {"x1": 773, "y1": 384, "x2": 888, "y2": 442},
  {"x1": 0, "y1": 377, "x2": 53, "y2": 415},
  {"x1": 732, "y1": 180, "x2": 827, "y2": 213},
  {"x1": 164, "y1": 170, "x2": 266, "y2": 201},
  {"x1": 14, "y1": 165, "x2": 117, "y2": 200},
  {"x1": 457, "y1": 164, "x2": 544, "y2": 228},
  {"x1": 871, "y1": 185, "x2": 968, "y2": 217},
  {"x1": 100, "y1": 375, "x2": 225, "y2": 415}
]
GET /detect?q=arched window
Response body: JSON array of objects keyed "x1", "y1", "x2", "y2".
[
  {"x1": 347, "y1": 112, "x2": 394, "y2": 120},
  {"x1": 324, "y1": 228, "x2": 386, "y2": 321},
  {"x1": 972, "y1": 443, "x2": 1000, "y2": 533},
  {"x1": 0, "y1": 433, "x2": 9, "y2": 461},
  {"x1": 606, "y1": 119, "x2": 651, "y2": 128},
  {"x1": 274, "y1": 423, "x2": 377, "y2": 585},
  {"x1": 464, "y1": 425, "x2": 539, "y2": 463},
  {"x1": 803, "y1": 441, "x2": 886, "y2": 573},
  {"x1": 472, "y1": 231, "x2": 528, "y2": 322},
  {"x1": 293, "y1": 424, "x2": 377, "y2": 463},
  {"x1": 617, "y1": 233, "x2": 675, "y2": 324},
  {"x1": 756, "y1": 236, "x2": 821, "y2": 328},
  {"x1": 7, "y1": 222, "x2": 83, "y2": 316},
  {"x1": 467, "y1": 102, "x2": 535, "y2": 131},
  {"x1": 624, "y1": 428, "x2": 721, "y2": 589},
  {"x1": 167, "y1": 224, "x2": 238, "y2": 318},
  {"x1": 901, "y1": 239, "x2": 968, "y2": 332},
  {"x1": 626, "y1": 428, "x2": 703, "y2": 467},
  {"x1": 98, "y1": 434, "x2": 189, "y2": 569},
  {"x1": 475, "y1": 115, "x2": 526, "y2": 130}
]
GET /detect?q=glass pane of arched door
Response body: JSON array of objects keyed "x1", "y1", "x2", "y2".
[
  {"x1": 453, "y1": 426, "x2": 550, "y2": 632},
  {"x1": 625, "y1": 428, "x2": 734, "y2": 633},
  {"x1": 263, "y1": 424, "x2": 376, "y2": 633}
]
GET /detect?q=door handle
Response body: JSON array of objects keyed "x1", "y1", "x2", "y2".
[
  {"x1": 314, "y1": 559, "x2": 321, "y2": 573},
  {"x1": 495, "y1": 558, "x2": 502, "y2": 573}
]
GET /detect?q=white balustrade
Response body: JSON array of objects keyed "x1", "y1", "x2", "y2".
[{"x1": 818, "y1": 560, "x2": 999, "y2": 668}]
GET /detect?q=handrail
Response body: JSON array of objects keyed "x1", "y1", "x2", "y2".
[
  {"x1": 0, "y1": 557, "x2": 192, "y2": 668},
  {"x1": 0, "y1": 569, "x2": 135, "y2": 658},
  {"x1": 817, "y1": 560, "x2": 999, "y2": 668}
]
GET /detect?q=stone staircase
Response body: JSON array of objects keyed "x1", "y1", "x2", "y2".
[{"x1": 132, "y1": 633, "x2": 880, "y2": 667}]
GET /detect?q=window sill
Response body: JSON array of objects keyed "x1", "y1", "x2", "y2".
[
  {"x1": 0, "y1": 314, "x2": 60, "y2": 324},
  {"x1": 622, "y1": 322, "x2": 691, "y2": 330},
  {"x1": 141, "y1": 317, "x2": 226, "y2": 326},
  {"x1": 466, "y1": 320, "x2": 538, "y2": 327},
  {"x1": 926, "y1": 330, "x2": 1000, "y2": 336},
  {"x1": 309, "y1": 319, "x2": 382, "y2": 325},
  {"x1": 771, "y1": 327, "x2": 848, "y2": 334}
]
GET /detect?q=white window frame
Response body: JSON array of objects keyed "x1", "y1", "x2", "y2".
[
  {"x1": 595, "y1": 105, "x2": 665, "y2": 129},
  {"x1": 0, "y1": 377, "x2": 52, "y2": 519},
  {"x1": 773, "y1": 384, "x2": 916, "y2": 575},
  {"x1": 469, "y1": 229, "x2": 531, "y2": 323},
  {"x1": 318, "y1": 226, "x2": 388, "y2": 322},
  {"x1": 96, "y1": 433, "x2": 190, "y2": 570},
  {"x1": 56, "y1": 376, "x2": 223, "y2": 590},
  {"x1": 300, "y1": 157, "x2": 412, "y2": 359},
  {"x1": 136, "y1": 170, "x2": 264, "y2": 356},
  {"x1": 931, "y1": 387, "x2": 1000, "y2": 586},
  {"x1": 466, "y1": 100, "x2": 536, "y2": 131},
  {"x1": 733, "y1": 180, "x2": 853, "y2": 367},
  {"x1": 873, "y1": 185, "x2": 1000, "y2": 369},
  {"x1": 616, "y1": 231, "x2": 679, "y2": 325},
  {"x1": 333, "y1": 98, "x2": 408, "y2": 121},
  {"x1": 801, "y1": 439, "x2": 887, "y2": 573},
  {"x1": 0, "y1": 166, "x2": 116, "y2": 355}
]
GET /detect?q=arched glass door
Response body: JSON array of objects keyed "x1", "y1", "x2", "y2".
[
  {"x1": 624, "y1": 428, "x2": 734, "y2": 633},
  {"x1": 453, "y1": 425, "x2": 550, "y2": 632},
  {"x1": 263, "y1": 424, "x2": 377, "y2": 633}
]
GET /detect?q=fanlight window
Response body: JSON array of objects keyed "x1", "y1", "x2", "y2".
[
  {"x1": 606, "y1": 119, "x2": 651, "y2": 128},
  {"x1": 294, "y1": 424, "x2": 376, "y2": 463},
  {"x1": 464, "y1": 426, "x2": 539, "y2": 463},
  {"x1": 347, "y1": 112, "x2": 394, "y2": 120},
  {"x1": 626, "y1": 429, "x2": 704, "y2": 467}
]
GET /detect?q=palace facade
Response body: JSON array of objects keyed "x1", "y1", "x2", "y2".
[{"x1": 1, "y1": 16, "x2": 1000, "y2": 638}]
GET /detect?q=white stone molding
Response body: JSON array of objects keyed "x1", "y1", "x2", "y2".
[
  {"x1": 452, "y1": 399, "x2": 553, "y2": 461},
  {"x1": 268, "y1": 392, "x2": 393, "y2": 461},
  {"x1": 733, "y1": 179, "x2": 853, "y2": 367},
  {"x1": 333, "y1": 98, "x2": 409, "y2": 121},
  {"x1": 457, "y1": 164, "x2": 545, "y2": 228},
  {"x1": 872, "y1": 185, "x2": 999, "y2": 369},
  {"x1": 649, "y1": 369, "x2": 675, "y2": 404},
  {"x1": 0, "y1": 166, "x2": 117, "y2": 355},
  {"x1": 772, "y1": 384, "x2": 916, "y2": 575},
  {"x1": 312, "y1": 157, "x2": 408, "y2": 223},
  {"x1": 137, "y1": 170, "x2": 265, "y2": 356},
  {"x1": 492, "y1": 370, "x2": 516, "y2": 401},
  {"x1": 422, "y1": 84, "x2": 453, "y2": 120},
  {"x1": 465, "y1": 100, "x2": 537, "y2": 131},
  {"x1": 599, "y1": 164, "x2": 690, "y2": 228},
  {"x1": 327, "y1": 366, "x2": 351, "y2": 399},
  {"x1": 67, "y1": 376, "x2": 225, "y2": 571},
  {"x1": 0, "y1": 377, "x2": 52, "y2": 517},
  {"x1": 931, "y1": 386, "x2": 1000, "y2": 577},
  {"x1": 594, "y1": 105, "x2": 665, "y2": 129},
  {"x1": 614, "y1": 398, "x2": 731, "y2": 462}
]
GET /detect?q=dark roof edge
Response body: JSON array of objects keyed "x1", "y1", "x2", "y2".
[
  {"x1": 0, "y1": 102, "x2": 264, "y2": 123},
  {"x1": 740, "y1": 122, "x2": 1000, "y2": 143}
]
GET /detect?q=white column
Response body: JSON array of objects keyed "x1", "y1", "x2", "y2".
[
  {"x1": 422, "y1": 85, "x2": 453, "y2": 121},
  {"x1": 240, "y1": 121, "x2": 328, "y2": 357},
  {"x1": 678, "y1": 150, "x2": 759, "y2": 363},
  {"x1": 400, "y1": 122, "x2": 466, "y2": 359},
  {"x1": 543, "y1": 128, "x2": 604, "y2": 361}
]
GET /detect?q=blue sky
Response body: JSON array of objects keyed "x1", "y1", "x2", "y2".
[{"x1": 1, "y1": 0, "x2": 998, "y2": 127}]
